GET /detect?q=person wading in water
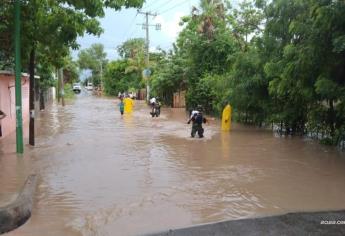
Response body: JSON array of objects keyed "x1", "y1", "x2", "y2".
[{"x1": 187, "y1": 105, "x2": 207, "y2": 138}]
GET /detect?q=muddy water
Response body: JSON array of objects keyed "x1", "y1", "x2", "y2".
[{"x1": 1, "y1": 91, "x2": 345, "y2": 236}]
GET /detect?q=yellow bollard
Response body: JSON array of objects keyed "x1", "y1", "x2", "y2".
[
  {"x1": 221, "y1": 104, "x2": 232, "y2": 131},
  {"x1": 123, "y1": 97, "x2": 134, "y2": 113}
]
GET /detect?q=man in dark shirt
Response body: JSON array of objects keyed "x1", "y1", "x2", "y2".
[{"x1": 187, "y1": 105, "x2": 207, "y2": 138}]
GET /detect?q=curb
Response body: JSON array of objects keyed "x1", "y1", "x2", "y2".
[{"x1": 0, "y1": 174, "x2": 37, "y2": 234}]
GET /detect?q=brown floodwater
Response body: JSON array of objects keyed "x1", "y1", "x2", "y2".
[{"x1": 1, "y1": 91, "x2": 345, "y2": 236}]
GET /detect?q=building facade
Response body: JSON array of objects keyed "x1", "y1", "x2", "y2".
[{"x1": 0, "y1": 71, "x2": 30, "y2": 139}]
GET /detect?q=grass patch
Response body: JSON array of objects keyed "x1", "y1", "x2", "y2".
[{"x1": 63, "y1": 84, "x2": 75, "y2": 100}]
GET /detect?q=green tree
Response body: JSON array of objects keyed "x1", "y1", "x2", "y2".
[
  {"x1": 0, "y1": 0, "x2": 144, "y2": 76},
  {"x1": 226, "y1": 0, "x2": 267, "y2": 124},
  {"x1": 176, "y1": 0, "x2": 238, "y2": 111},
  {"x1": 116, "y1": 38, "x2": 146, "y2": 84},
  {"x1": 262, "y1": 0, "x2": 345, "y2": 138},
  {"x1": 117, "y1": 38, "x2": 145, "y2": 59},
  {"x1": 103, "y1": 60, "x2": 142, "y2": 96},
  {"x1": 78, "y1": 43, "x2": 108, "y2": 87},
  {"x1": 150, "y1": 48, "x2": 187, "y2": 105}
]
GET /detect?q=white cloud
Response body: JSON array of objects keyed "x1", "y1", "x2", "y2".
[
  {"x1": 153, "y1": 11, "x2": 185, "y2": 41},
  {"x1": 149, "y1": 47, "x2": 160, "y2": 53}
]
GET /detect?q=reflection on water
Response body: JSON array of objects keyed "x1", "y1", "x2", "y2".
[{"x1": 1, "y1": 91, "x2": 345, "y2": 235}]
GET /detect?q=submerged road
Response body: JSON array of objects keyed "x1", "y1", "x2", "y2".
[{"x1": 1, "y1": 91, "x2": 345, "y2": 235}]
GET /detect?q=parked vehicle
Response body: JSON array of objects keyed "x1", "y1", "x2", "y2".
[
  {"x1": 72, "y1": 83, "x2": 81, "y2": 93},
  {"x1": 86, "y1": 82, "x2": 93, "y2": 91}
]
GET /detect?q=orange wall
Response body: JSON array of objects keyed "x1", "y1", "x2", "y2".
[{"x1": 0, "y1": 73, "x2": 30, "y2": 139}]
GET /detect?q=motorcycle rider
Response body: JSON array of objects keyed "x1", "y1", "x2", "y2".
[{"x1": 150, "y1": 97, "x2": 161, "y2": 117}]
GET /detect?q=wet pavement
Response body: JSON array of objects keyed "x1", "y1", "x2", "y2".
[{"x1": 1, "y1": 91, "x2": 345, "y2": 235}]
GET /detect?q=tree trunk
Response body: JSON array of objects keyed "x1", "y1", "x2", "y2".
[
  {"x1": 329, "y1": 99, "x2": 335, "y2": 137},
  {"x1": 57, "y1": 69, "x2": 61, "y2": 103},
  {"x1": 58, "y1": 68, "x2": 65, "y2": 106},
  {"x1": 40, "y1": 90, "x2": 45, "y2": 110},
  {"x1": 29, "y1": 47, "x2": 35, "y2": 146}
]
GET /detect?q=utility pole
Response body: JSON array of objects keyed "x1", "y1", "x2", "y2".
[
  {"x1": 137, "y1": 10, "x2": 161, "y2": 102},
  {"x1": 100, "y1": 62, "x2": 103, "y2": 93},
  {"x1": 57, "y1": 68, "x2": 60, "y2": 103},
  {"x1": 58, "y1": 68, "x2": 65, "y2": 106},
  {"x1": 14, "y1": 0, "x2": 23, "y2": 153},
  {"x1": 29, "y1": 0, "x2": 37, "y2": 146},
  {"x1": 29, "y1": 47, "x2": 35, "y2": 146}
]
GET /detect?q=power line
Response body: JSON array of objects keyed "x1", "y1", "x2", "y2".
[
  {"x1": 140, "y1": 1, "x2": 155, "y2": 10},
  {"x1": 141, "y1": 0, "x2": 168, "y2": 10},
  {"x1": 122, "y1": 11, "x2": 138, "y2": 42},
  {"x1": 127, "y1": 26, "x2": 141, "y2": 40},
  {"x1": 150, "y1": 0, "x2": 175, "y2": 13},
  {"x1": 159, "y1": 0, "x2": 190, "y2": 15}
]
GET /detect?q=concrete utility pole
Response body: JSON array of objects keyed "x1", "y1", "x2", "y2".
[
  {"x1": 137, "y1": 10, "x2": 161, "y2": 102},
  {"x1": 14, "y1": 0, "x2": 23, "y2": 153}
]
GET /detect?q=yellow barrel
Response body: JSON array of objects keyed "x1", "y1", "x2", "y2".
[
  {"x1": 221, "y1": 104, "x2": 232, "y2": 131},
  {"x1": 123, "y1": 97, "x2": 134, "y2": 113}
]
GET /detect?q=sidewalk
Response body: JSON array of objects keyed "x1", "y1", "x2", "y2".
[
  {"x1": 0, "y1": 127, "x2": 31, "y2": 208},
  {"x1": 0, "y1": 175, "x2": 37, "y2": 234},
  {"x1": 0, "y1": 127, "x2": 37, "y2": 234}
]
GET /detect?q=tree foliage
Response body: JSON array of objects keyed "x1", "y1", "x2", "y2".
[
  {"x1": 149, "y1": 0, "x2": 345, "y2": 145},
  {"x1": 103, "y1": 60, "x2": 142, "y2": 96},
  {"x1": 117, "y1": 38, "x2": 145, "y2": 59},
  {"x1": 103, "y1": 38, "x2": 166, "y2": 97},
  {"x1": 78, "y1": 43, "x2": 108, "y2": 87},
  {"x1": 0, "y1": 0, "x2": 144, "y2": 90}
]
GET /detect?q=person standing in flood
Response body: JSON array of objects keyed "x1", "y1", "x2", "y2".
[
  {"x1": 118, "y1": 98, "x2": 124, "y2": 116},
  {"x1": 187, "y1": 105, "x2": 207, "y2": 138},
  {"x1": 123, "y1": 95, "x2": 134, "y2": 113}
]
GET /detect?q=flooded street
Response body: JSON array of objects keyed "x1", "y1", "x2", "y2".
[{"x1": 1, "y1": 92, "x2": 345, "y2": 236}]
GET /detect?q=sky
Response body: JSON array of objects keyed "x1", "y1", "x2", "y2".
[{"x1": 73, "y1": 0, "x2": 201, "y2": 61}]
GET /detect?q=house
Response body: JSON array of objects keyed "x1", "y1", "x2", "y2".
[{"x1": 0, "y1": 71, "x2": 30, "y2": 139}]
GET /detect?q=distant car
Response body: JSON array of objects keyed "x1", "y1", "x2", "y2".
[
  {"x1": 86, "y1": 82, "x2": 93, "y2": 91},
  {"x1": 72, "y1": 83, "x2": 81, "y2": 93}
]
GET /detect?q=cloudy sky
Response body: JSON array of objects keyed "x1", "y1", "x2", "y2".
[{"x1": 73, "y1": 0, "x2": 201, "y2": 60}]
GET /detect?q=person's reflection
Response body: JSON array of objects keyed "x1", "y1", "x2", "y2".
[
  {"x1": 123, "y1": 113, "x2": 134, "y2": 128},
  {"x1": 221, "y1": 131, "x2": 231, "y2": 159}
]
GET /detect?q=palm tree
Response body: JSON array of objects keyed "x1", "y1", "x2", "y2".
[{"x1": 194, "y1": 0, "x2": 226, "y2": 39}]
